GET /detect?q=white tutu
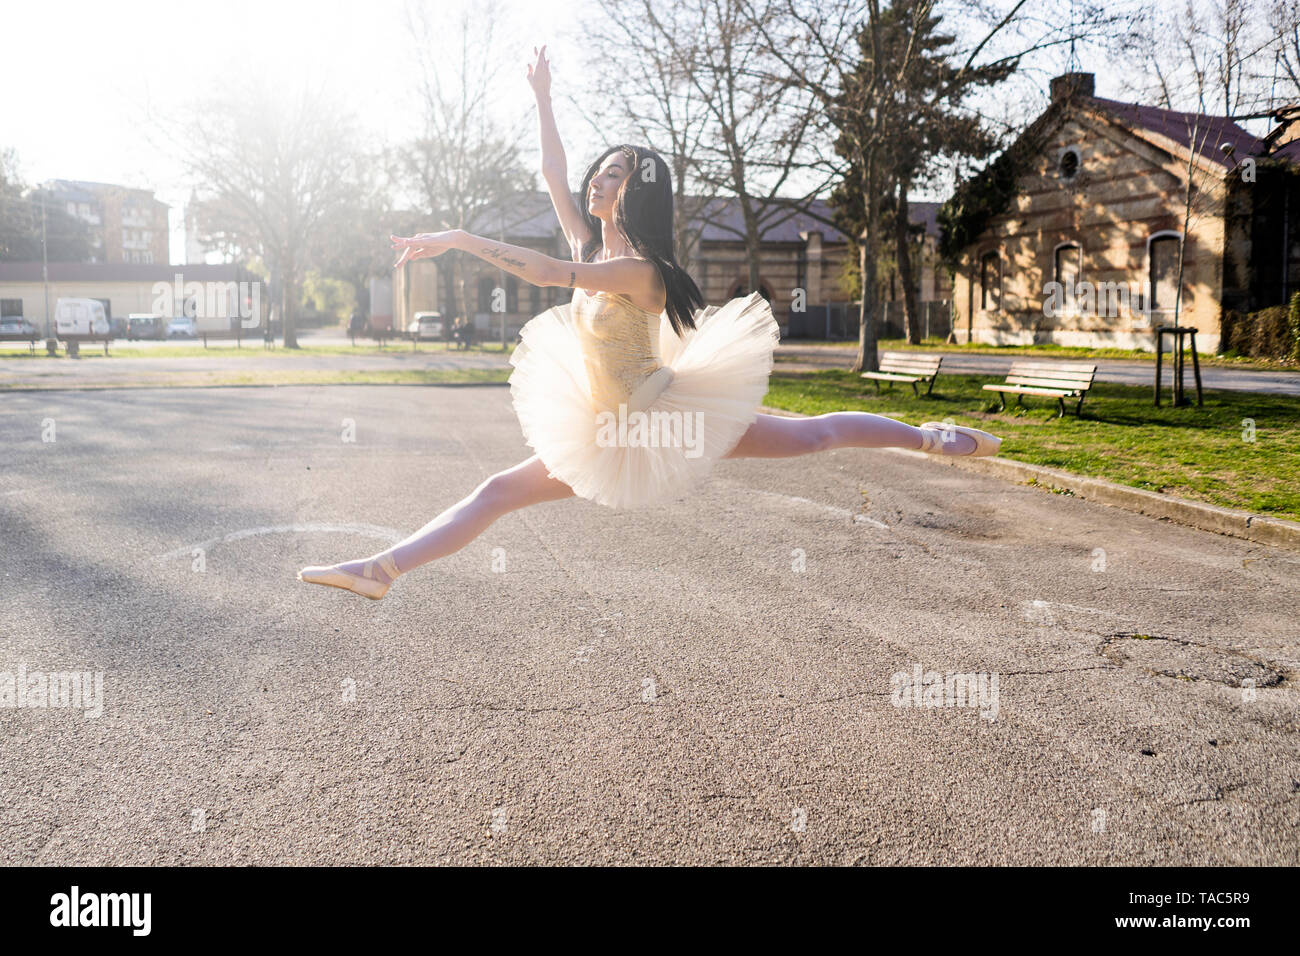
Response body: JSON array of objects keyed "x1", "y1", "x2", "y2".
[{"x1": 507, "y1": 291, "x2": 780, "y2": 509}]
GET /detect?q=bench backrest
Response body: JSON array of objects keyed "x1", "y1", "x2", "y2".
[
  {"x1": 1004, "y1": 361, "x2": 1097, "y2": 391},
  {"x1": 879, "y1": 351, "x2": 942, "y2": 375}
]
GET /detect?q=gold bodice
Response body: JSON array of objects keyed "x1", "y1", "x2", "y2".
[{"x1": 571, "y1": 290, "x2": 672, "y2": 412}]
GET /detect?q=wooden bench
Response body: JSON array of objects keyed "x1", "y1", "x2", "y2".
[
  {"x1": 349, "y1": 327, "x2": 395, "y2": 347},
  {"x1": 860, "y1": 351, "x2": 944, "y2": 396},
  {"x1": 199, "y1": 326, "x2": 276, "y2": 349},
  {"x1": 982, "y1": 361, "x2": 1097, "y2": 417},
  {"x1": 0, "y1": 333, "x2": 42, "y2": 355},
  {"x1": 59, "y1": 334, "x2": 114, "y2": 357}
]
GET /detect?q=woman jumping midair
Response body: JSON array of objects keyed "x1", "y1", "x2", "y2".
[{"x1": 298, "y1": 46, "x2": 1000, "y2": 600}]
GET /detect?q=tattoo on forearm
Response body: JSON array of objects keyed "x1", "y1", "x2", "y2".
[{"x1": 479, "y1": 247, "x2": 526, "y2": 269}]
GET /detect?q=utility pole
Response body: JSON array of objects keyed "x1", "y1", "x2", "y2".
[{"x1": 41, "y1": 187, "x2": 54, "y2": 354}]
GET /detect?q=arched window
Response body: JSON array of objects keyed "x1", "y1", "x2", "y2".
[
  {"x1": 980, "y1": 251, "x2": 1001, "y2": 311},
  {"x1": 1054, "y1": 243, "x2": 1081, "y2": 309},
  {"x1": 1148, "y1": 234, "x2": 1182, "y2": 313}
]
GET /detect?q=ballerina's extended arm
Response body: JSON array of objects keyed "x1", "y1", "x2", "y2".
[{"x1": 391, "y1": 229, "x2": 659, "y2": 302}]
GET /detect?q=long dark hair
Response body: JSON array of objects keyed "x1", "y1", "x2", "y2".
[{"x1": 577, "y1": 144, "x2": 702, "y2": 337}]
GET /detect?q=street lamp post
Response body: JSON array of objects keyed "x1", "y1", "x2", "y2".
[{"x1": 41, "y1": 188, "x2": 55, "y2": 353}]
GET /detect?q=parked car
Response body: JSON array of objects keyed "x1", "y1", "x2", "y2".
[
  {"x1": 167, "y1": 316, "x2": 198, "y2": 338},
  {"x1": 54, "y1": 298, "x2": 111, "y2": 337},
  {"x1": 128, "y1": 314, "x2": 166, "y2": 340},
  {"x1": 0, "y1": 316, "x2": 38, "y2": 336},
  {"x1": 408, "y1": 311, "x2": 444, "y2": 341}
]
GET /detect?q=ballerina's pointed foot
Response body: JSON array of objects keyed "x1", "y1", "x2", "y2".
[
  {"x1": 297, "y1": 552, "x2": 402, "y2": 600},
  {"x1": 917, "y1": 422, "x2": 1002, "y2": 457}
]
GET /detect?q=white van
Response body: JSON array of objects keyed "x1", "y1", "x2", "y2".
[{"x1": 54, "y1": 298, "x2": 111, "y2": 336}]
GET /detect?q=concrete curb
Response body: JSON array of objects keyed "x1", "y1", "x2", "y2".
[{"x1": 759, "y1": 405, "x2": 1300, "y2": 552}]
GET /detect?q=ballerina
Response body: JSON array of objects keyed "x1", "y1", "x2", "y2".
[{"x1": 298, "y1": 45, "x2": 1000, "y2": 600}]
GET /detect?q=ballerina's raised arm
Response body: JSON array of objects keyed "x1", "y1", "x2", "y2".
[{"x1": 527, "y1": 44, "x2": 593, "y2": 261}]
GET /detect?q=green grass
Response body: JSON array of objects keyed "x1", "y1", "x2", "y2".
[
  {"x1": 789, "y1": 337, "x2": 1298, "y2": 370},
  {"x1": 763, "y1": 369, "x2": 1300, "y2": 521}
]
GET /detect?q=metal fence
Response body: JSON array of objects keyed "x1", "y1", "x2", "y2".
[{"x1": 785, "y1": 300, "x2": 953, "y2": 341}]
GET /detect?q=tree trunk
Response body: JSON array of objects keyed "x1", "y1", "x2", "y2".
[
  {"x1": 854, "y1": 167, "x2": 880, "y2": 373},
  {"x1": 742, "y1": 200, "x2": 762, "y2": 297},
  {"x1": 896, "y1": 176, "x2": 921, "y2": 345},
  {"x1": 283, "y1": 254, "x2": 300, "y2": 349}
]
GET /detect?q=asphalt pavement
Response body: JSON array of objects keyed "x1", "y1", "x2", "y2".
[{"x1": 1, "y1": 384, "x2": 1296, "y2": 864}]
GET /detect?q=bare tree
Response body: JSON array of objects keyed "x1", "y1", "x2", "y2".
[
  {"x1": 176, "y1": 79, "x2": 367, "y2": 348},
  {"x1": 397, "y1": 0, "x2": 537, "y2": 327},
  {"x1": 584, "y1": 0, "x2": 832, "y2": 305},
  {"x1": 1265, "y1": 0, "x2": 1300, "y2": 105},
  {"x1": 684, "y1": 0, "x2": 835, "y2": 301},
  {"x1": 0, "y1": 150, "x2": 94, "y2": 263},
  {"x1": 583, "y1": 0, "x2": 723, "y2": 274}
]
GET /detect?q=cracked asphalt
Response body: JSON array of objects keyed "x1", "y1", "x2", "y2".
[{"x1": 1, "y1": 383, "x2": 1297, "y2": 864}]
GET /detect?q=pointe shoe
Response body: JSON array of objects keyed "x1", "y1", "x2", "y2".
[
  {"x1": 918, "y1": 421, "x2": 1002, "y2": 457},
  {"x1": 297, "y1": 552, "x2": 402, "y2": 600}
]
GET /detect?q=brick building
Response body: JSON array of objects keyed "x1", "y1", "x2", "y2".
[
  {"x1": 948, "y1": 73, "x2": 1300, "y2": 352},
  {"x1": 41, "y1": 179, "x2": 170, "y2": 266}
]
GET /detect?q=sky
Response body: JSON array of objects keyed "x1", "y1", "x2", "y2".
[
  {"x1": 3, "y1": 0, "x2": 1227, "y2": 265},
  {"x1": 2, "y1": 0, "x2": 596, "y2": 262}
]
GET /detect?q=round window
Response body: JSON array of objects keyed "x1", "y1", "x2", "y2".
[{"x1": 1059, "y1": 149, "x2": 1080, "y2": 179}]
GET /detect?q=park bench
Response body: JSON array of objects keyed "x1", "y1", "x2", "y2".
[
  {"x1": 349, "y1": 327, "x2": 395, "y2": 347},
  {"x1": 0, "y1": 332, "x2": 42, "y2": 355},
  {"x1": 199, "y1": 326, "x2": 276, "y2": 349},
  {"x1": 59, "y1": 334, "x2": 114, "y2": 357},
  {"x1": 861, "y1": 351, "x2": 944, "y2": 396},
  {"x1": 982, "y1": 360, "x2": 1097, "y2": 417}
]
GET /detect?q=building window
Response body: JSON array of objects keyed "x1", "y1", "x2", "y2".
[
  {"x1": 1055, "y1": 243, "x2": 1081, "y2": 308},
  {"x1": 142, "y1": 251, "x2": 153, "y2": 264},
  {"x1": 477, "y1": 276, "x2": 495, "y2": 313},
  {"x1": 980, "y1": 251, "x2": 1001, "y2": 311},
  {"x1": 1, "y1": 298, "x2": 23, "y2": 317},
  {"x1": 1149, "y1": 235, "x2": 1181, "y2": 312},
  {"x1": 530, "y1": 285, "x2": 541, "y2": 314},
  {"x1": 1058, "y1": 147, "x2": 1082, "y2": 180},
  {"x1": 505, "y1": 276, "x2": 519, "y2": 313}
]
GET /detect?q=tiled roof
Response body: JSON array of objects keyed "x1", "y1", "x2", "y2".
[
  {"x1": 1088, "y1": 96, "x2": 1270, "y2": 168},
  {"x1": 693, "y1": 197, "x2": 850, "y2": 243},
  {"x1": 460, "y1": 191, "x2": 852, "y2": 244}
]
